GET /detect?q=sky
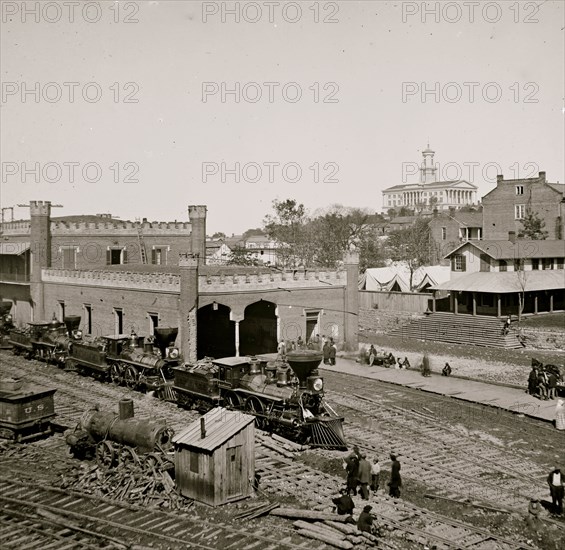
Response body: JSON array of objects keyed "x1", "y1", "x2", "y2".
[{"x1": 1, "y1": 0, "x2": 563, "y2": 234}]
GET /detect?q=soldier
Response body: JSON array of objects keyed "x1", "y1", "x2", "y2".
[{"x1": 388, "y1": 453, "x2": 402, "y2": 498}]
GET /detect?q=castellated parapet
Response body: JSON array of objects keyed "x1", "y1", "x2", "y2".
[
  {"x1": 40, "y1": 267, "x2": 347, "y2": 294},
  {"x1": 30, "y1": 201, "x2": 51, "y2": 217}
]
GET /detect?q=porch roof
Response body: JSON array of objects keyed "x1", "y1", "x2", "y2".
[{"x1": 430, "y1": 270, "x2": 565, "y2": 294}]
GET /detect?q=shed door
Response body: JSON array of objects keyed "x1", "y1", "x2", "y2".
[{"x1": 226, "y1": 445, "x2": 242, "y2": 498}]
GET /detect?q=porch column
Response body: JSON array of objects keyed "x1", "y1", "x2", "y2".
[
  {"x1": 550, "y1": 294, "x2": 554, "y2": 313},
  {"x1": 454, "y1": 292, "x2": 458, "y2": 314},
  {"x1": 234, "y1": 320, "x2": 240, "y2": 357},
  {"x1": 432, "y1": 291, "x2": 436, "y2": 312},
  {"x1": 497, "y1": 294, "x2": 501, "y2": 317},
  {"x1": 534, "y1": 295, "x2": 538, "y2": 315},
  {"x1": 472, "y1": 293, "x2": 477, "y2": 316}
]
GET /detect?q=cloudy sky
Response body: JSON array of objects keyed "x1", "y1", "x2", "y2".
[{"x1": 1, "y1": 0, "x2": 563, "y2": 234}]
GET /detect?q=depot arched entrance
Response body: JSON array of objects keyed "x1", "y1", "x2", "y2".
[
  {"x1": 239, "y1": 300, "x2": 277, "y2": 356},
  {"x1": 197, "y1": 303, "x2": 235, "y2": 359}
]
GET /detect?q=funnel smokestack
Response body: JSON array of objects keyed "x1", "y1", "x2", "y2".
[
  {"x1": 64, "y1": 316, "x2": 81, "y2": 334},
  {"x1": 153, "y1": 327, "x2": 179, "y2": 357},
  {"x1": 286, "y1": 350, "x2": 323, "y2": 389}
]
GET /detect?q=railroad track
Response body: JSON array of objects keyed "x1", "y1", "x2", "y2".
[
  {"x1": 329, "y1": 390, "x2": 549, "y2": 509},
  {"x1": 0, "y1": 476, "x2": 332, "y2": 550},
  {"x1": 255, "y1": 445, "x2": 539, "y2": 550}
]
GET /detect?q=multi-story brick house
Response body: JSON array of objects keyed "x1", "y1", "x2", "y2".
[
  {"x1": 428, "y1": 211, "x2": 483, "y2": 264},
  {"x1": 482, "y1": 171, "x2": 565, "y2": 240}
]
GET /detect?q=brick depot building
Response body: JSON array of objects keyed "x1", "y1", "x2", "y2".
[{"x1": 0, "y1": 201, "x2": 359, "y2": 362}]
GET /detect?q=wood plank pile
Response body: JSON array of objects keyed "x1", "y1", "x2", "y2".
[
  {"x1": 60, "y1": 461, "x2": 194, "y2": 511},
  {"x1": 269, "y1": 507, "x2": 383, "y2": 549}
]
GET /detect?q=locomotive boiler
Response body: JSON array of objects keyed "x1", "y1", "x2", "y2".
[
  {"x1": 173, "y1": 350, "x2": 347, "y2": 450},
  {"x1": 67, "y1": 327, "x2": 181, "y2": 393},
  {"x1": 66, "y1": 399, "x2": 174, "y2": 467}
]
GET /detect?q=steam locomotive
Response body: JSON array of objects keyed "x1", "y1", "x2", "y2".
[
  {"x1": 172, "y1": 350, "x2": 347, "y2": 450},
  {"x1": 0, "y1": 302, "x2": 14, "y2": 349},
  {"x1": 66, "y1": 327, "x2": 181, "y2": 393},
  {"x1": 66, "y1": 399, "x2": 174, "y2": 468},
  {"x1": 9, "y1": 315, "x2": 83, "y2": 363}
]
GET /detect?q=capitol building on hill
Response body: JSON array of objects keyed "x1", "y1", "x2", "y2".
[{"x1": 382, "y1": 147, "x2": 478, "y2": 212}]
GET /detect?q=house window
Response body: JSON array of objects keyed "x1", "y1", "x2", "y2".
[
  {"x1": 557, "y1": 258, "x2": 564, "y2": 269},
  {"x1": 152, "y1": 247, "x2": 168, "y2": 265},
  {"x1": 452, "y1": 255, "x2": 466, "y2": 272},
  {"x1": 515, "y1": 204, "x2": 526, "y2": 219},
  {"x1": 514, "y1": 259, "x2": 524, "y2": 271},
  {"x1": 542, "y1": 258, "x2": 553, "y2": 270},
  {"x1": 441, "y1": 227, "x2": 447, "y2": 240},
  {"x1": 114, "y1": 308, "x2": 124, "y2": 335},
  {"x1": 515, "y1": 185, "x2": 524, "y2": 195},
  {"x1": 84, "y1": 304, "x2": 92, "y2": 335},
  {"x1": 532, "y1": 258, "x2": 539, "y2": 270},
  {"x1": 107, "y1": 247, "x2": 127, "y2": 265},
  {"x1": 190, "y1": 451, "x2": 199, "y2": 474},
  {"x1": 148, "y1": 313, "x2": 159, "y2": 335},
  {"x1": 499, "y1": 260, "x2": 507, "y2": 272},
  {"x1": 61, "y1": 246, "x2": 77, "y2": 269}
]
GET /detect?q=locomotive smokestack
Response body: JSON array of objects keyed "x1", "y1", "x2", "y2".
[
  {"x1": 200, "y1": 417, "x2": 206, "y2": 439},
  {"x1": 286, "y1": 350, "x2": 323, "y2": 389}
]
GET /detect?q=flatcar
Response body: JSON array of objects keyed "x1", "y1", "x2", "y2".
[
  {"x1": 66, "y1": 327, "x2": 181, "y2": 394},
  {"x1": 172, "y1": 350, "x2": 347, "y2": 450},
  {"x1": 0, "y1": 378, "x2": 56, "y2": 442}
]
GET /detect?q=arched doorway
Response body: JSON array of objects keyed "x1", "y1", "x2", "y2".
[
  {"x1": 197, "y1": 303, "x2": 235, "y2": 359},
  {"x1": 239, "y1": 300, "x2": 277, "y2": 356}
]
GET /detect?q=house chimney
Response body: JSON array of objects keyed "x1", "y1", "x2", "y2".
[
  {"x1": 200, "y1": 417, "x2": 206, "y2": 439},
  {"x1": 538, "y1": 171, "x2": 546, "y2": 183},
  {"x1": 496, "y1": 174, "x2": 504, "y2": 185},
  {"x1": 508, "y1": 231, "x2": 516, "y2": 243}
]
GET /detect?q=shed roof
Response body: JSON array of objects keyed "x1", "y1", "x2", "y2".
[
  {"x1": 0, "y1": 242, "x2": 30, "y2": 255},
  {"x1": 430, "y1": 270, "x2": 565, "y2": 293},
  {"x1": 173, "y1": 407, "x2": 255, "y2": 452}
]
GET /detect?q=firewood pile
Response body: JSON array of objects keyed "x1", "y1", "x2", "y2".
[{"x1": 60, "y1": 460, "x2": 194, "y2": 511}]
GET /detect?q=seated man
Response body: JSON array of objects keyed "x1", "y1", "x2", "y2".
[
  {"x1": 357, "y1": 504, "x2": 374, "y2": 533},
  {"x1": 332, "y1": 488, "x2": 354, "y2": 516},
  {"x1": 442, "y1": 363, "x2": 452, "y2": 377}
]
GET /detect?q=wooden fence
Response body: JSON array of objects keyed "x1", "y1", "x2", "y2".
[{"x1": 359, "y1": 290, "x2": 432, "y2": 313}]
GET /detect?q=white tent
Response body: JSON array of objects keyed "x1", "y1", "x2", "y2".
[{"x1": 360, "y1": 265, "x2": 450, "y2": 292}]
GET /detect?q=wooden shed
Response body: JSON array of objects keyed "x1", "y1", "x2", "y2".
[{"x1": 173, "y1": 407, "x2": 255, "y2": 506}]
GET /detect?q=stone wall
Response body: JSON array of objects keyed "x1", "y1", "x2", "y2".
[
  {"x1": 520, "y1": 327, "x2": 565, "y2": 351},
  {"x1": 359, "y1": 308, "x2": 424, "y2": 335}
]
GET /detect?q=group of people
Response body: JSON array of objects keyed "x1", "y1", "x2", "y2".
[
  {"x1": 332, "y1": 448, "x2": 402, "y2": 536},
  {"x1": 527, "y1": 362, "x2": 562, "y2": 401},
  {"x1": 277, "y1": 333, "x2": 338, "y2": 365}
]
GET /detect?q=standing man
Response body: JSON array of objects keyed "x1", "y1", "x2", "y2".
[
  {"x1": 547, "y1": 370, "x2": 558, "y2": 400},
  {"x1": 329, "y1": 339, "x2": 337, "y2": 366},
  {"x1": 322, "y1": 341, "x2": 331, "y2": 365},
  {"x1": 388, "y1": 453, "x2": 402, "y2": 498},
  {"x1": 277, "y1": 340, "x2": 287, "y2": 360},
  {"x1": 547, "y1": 466, "x2": 564, "y2": 515},
  {"x1": 357, "y1": 454, "x2": 372, "y2": 500},
  {"x1": 345, "y1": 446, "x2": 361, "y2": 496},
  {"x1": 370, "y1": 457, "x2": 381, "y2": 495}
]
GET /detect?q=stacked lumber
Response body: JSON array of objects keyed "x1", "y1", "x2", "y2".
[
  {"x1": 270, "y1": 507, "x2": 381, "y2": 549},
  {"x1": 60, "y1": 460, "x2": 193, "y2": 511}
]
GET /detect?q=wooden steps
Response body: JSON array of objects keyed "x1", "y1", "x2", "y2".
[{"x1": 388, "y1": 312, "x2": 523, "y2": 349}]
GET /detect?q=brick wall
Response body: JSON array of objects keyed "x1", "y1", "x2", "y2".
[{"x1": 482, "y1": 173, "x2": 563, "y2": 240}]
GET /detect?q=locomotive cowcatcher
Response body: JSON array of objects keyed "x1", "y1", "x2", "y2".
[
  {"x1": 172, "y1": 350, "x2": 347, "y2": 450},
  {"x1": 66, "y1": 327, "x2": 181, "y2": 393}
]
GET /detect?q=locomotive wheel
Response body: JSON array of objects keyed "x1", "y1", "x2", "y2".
[
  {"x1": 144, "y1": 452, "x2": 163, "y2": 471},
  {"x1": 245, "y1": 397, "x2": 268, "y2": 429},
  {"x1": 109, "y1": 364, "x2": 122, "y2": 385},
  {"x1": 224, "y1": 391, "x2": 241, "y2": 409},
  {"x1": 124, "y1": 366, "x2": 139, "y2": 389},
  {"x1": 96, "y1": 441, "x2": 116, "y2": 468},
  {"x1": 120, "y1": 447, "x2": 140, "y2": 466}
]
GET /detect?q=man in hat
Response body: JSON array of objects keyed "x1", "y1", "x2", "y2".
[
  {"x1": 357, "y1": 453, "x2": 372, "y2": 500},
  {"x1": 345, "y1": 446, "x2": 361, "y2": 496},
  {"x1": 547, "y1": 466, "x2": 564, "y2": 515},
  {"x1": 526, "y1": 497, "x2": 542, "y2": 532},
  {"x1": 332, "y1": 488, "x2": 355, "y2": 516},
  {"x1": 357, "y1": 504, "x2": 374, "y2": 533},
  {"x1": 388, "y1": 453, "x2": 402, "y2": 498}
]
